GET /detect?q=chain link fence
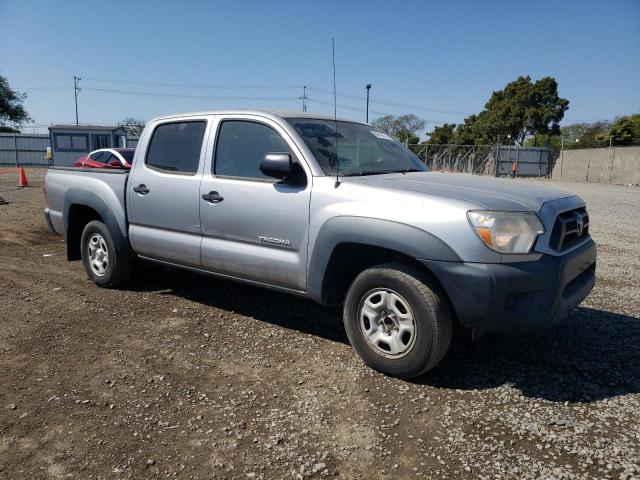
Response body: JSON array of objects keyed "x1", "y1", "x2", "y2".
[{"x1": 407, "y1": 143, "x2": 552, "y2": 177}]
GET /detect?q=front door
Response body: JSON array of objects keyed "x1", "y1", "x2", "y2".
[
  {"x1": 199, "y1": 116, "x2": 311, "y2": 291},
  {"x1": 127, "y1": 117, "x2": 210, "y2": 266}
]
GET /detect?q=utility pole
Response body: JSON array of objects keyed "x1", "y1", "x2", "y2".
[
  {"x1": 365, "y1": 83, "x2": 372, "y2": 123},
  {"x1": 300, "y1": 85, "x2": 308, "y2": 112},
  {"x1": 74, "y1": 76, "x2": 81, "y2": 125}
]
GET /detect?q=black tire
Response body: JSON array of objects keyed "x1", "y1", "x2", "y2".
[
  {"x1": 80, "y1": 220, "x2": 132, "y2": 288},
  {"x1": 343, "y1": 262, "x2": 453, "y2": 379}
]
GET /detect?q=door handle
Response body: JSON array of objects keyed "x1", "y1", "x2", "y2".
[
  {"x1": 133, "y1": 184, "x2": 149, "y2": 194},
  {"x1": 201, "y1": 191, "x2": 224, "y2": 203}
]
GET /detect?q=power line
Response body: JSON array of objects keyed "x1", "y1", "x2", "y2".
[
  {"x1": 25, "y1": 86, "x2": 69, "y2": 90},
  {"x1": 23, "y1": 78, "x2": 611, "y2": 125},
  {"x1": 82, "y1": 87, "x2": 299, "y2": 101},
  {"x1": 77, "y1": 76, "x2": 468, "y2": 115},
  {"x1": 81, "y1": 76, "x2": 302, "y2": 90},
  {"x1": 306, "y1": 86, "x2": 471, "y2": 116},
  {"x1": 306, "y1": 97, "x2": 447, "y2": 124}
]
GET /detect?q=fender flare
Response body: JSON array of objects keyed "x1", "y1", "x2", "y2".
[
  {"x1": 63, "y1": 188, "x2": 132, "y2": 258},
  {"x1": 307, "y1": 216, "x2": 460, "y2": 303}
]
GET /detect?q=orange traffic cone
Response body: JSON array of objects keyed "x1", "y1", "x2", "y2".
[{"x1": 18, "y1": 167, "x2": 29, "y2": 187}]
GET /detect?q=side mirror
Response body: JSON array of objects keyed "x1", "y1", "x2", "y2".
[{"x1": 260, "y1": 153, "x2": 293, "y2": 179}]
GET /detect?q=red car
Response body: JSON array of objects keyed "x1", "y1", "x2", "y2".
[{"x1": 74, "y1": 148, "x2": 135, "y2": 169}]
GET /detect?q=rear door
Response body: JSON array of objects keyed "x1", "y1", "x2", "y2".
[
  {"x1": 199, "y1": 115, "x2": 312, "y2": 291},
  {"x1": 127, "y1": 116, "x2": 211, "y2": 266}
]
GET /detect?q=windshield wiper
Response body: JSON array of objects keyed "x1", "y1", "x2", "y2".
[{"x1": 345, "y1": 168, "x2": 422, "y2": 177}]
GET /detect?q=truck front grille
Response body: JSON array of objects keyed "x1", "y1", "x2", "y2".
[{"x1": 549, "y1": 207, "x2": 590, "y2": 251}]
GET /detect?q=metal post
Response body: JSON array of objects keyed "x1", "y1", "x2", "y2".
[
  {"x1": 607, "y1": 135, "x2": 613, "y2": 184},
  {"x1": 365, "y1": 84, "x2": 371, "y2": 123},
  {"x1": 424, "y1": 144, "x2": 428, "y2": 166},
  {"x1": 560, "y1": 136, "x2": 564, "y2": 178},
  {"x1": 471, "y1": 145, "x2": 475, "y2": 173},
  {"x1": 494, "y1": 138, "x2": 501, "y2": 177},
  {"x1": 515, "y1": 146, "x2": 520, "y2": 178},
  {"x1": 14, "y1": 134, "x2": 19, "y2": 167},
  {"x1": 74, "y1": 76, "x2": 81, "y2": 126}
]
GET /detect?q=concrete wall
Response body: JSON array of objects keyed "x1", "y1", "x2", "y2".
[{"x1": 551, "y1": 146, "x2": 640, "y2": 185}]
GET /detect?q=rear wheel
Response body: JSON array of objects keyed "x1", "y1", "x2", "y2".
[
  {"x1": 80, "y1": 220, "x2": 132, "y2": 287},
  {"x1": 343, "y1": 262, "x2": 452, "y2": 378}
]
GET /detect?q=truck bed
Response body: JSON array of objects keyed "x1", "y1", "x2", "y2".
[{"x1": 44, "y1": 167, "x2": 129, "y2": 239}]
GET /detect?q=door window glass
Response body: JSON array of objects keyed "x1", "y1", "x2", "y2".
[
  {"x1": 103, "y1": 153, "x2": 121, "y2": 166},
  {"x1": 89, "y1": 151, "x2": 106, "y2": 163},
  {"x1": 146, "y1": 121, "x2": 206, "y2": 174},
  {"x1": 214, "y1": 121, "x2": 291, "y2": 180}
]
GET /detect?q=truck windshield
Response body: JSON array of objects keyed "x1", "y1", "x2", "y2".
[{"x1": 286, "y1": 118, "x2": 428, "y2": 176}]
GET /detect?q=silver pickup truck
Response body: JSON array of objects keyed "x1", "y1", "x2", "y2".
[{"x1": 44, "y1": 110, "x2": 596, "y2": 378}]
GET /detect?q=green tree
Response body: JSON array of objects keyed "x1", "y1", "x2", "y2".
[
  {"x1": 631, "y1": 114, "x2": 640, "y2": 142},
  {"x1": 425, "y1": 76, "x2": 569, "y2": 146},
  {"x1": 477, "y1": 76, "x2": 568, "y2": 145},
  {"x1": 426, "y1": 123, "x2": 456, "y2": 145},
  {"x1": 0, "y1": 75, "x2": 31, "y2": 132},
  {"x1": 608, "y1": 116, "x2": 638, "y2": 145},
  {"x1": 452, "y1": 114, "x2": 493, "y2": 145},
  {"x1": 372, "y1": 114, "x2": 425, "y2": 143},
  {"x1": 118, "y1": 117, "x2": 146, "y2": 136}
]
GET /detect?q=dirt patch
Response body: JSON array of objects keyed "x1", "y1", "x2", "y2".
[{"x1": 0, "y1": 177, "x2": 639, "y2": 479}]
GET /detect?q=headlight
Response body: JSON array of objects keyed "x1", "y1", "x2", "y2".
[{"x1": 467, "y1": 211, "x2": 544, "y2": 254}]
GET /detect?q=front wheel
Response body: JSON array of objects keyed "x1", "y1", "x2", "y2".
[
  {"x1": 343, "y1": 262, "x2": 453, "y2": 378},
  {"x1": 80, "y1": 220, "x2": 132, "y2": 288}
]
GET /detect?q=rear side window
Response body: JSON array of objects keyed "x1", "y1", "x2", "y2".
[
  {"x1": 103, "y1": 153, "x2": 120, "y2": 166},
  {"x1": 214, "y1": 120, "x2": 291, "y2": 180},
  {"x1": 146, "y1": 121, "x2": 206, "y2": 174}
]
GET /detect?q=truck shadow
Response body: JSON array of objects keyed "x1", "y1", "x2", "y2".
[
  {"x1": 128, "y1": 263, "x2": 348, "y2": 344},
  {"x1": 128, "y1": 265, "x2": 639, "y2": 403},
  {"x1": 419, "y1": 307, "x2": 640, "y2": 403}
]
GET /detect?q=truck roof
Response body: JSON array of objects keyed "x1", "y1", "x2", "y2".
[{"x1": 148, "y1": 109, "x2": 366, "y2": 125}]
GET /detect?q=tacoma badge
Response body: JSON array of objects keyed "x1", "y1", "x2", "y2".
[{"x1": 258, "y1": 236, "x2": 292, "y2": 246}]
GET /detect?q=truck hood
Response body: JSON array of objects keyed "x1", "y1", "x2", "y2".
[{"x1": 342, "y1": 171, "x2": 574, "y2": 211}]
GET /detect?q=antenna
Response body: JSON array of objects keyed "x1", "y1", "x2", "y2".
[{"x1": 332, "y1": 38, "x2": 340, "y2": 187}]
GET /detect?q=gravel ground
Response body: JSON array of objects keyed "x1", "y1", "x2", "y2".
[{"x1": 0, "y1": 172, "x2": 639, "y2": 479}]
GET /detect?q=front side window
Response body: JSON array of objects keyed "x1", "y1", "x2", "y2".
[
  {"x1": 89, "y1": 151, "x2": 106, "y2": 163},
  {"x1": 214, "y1": 120, "x2": 292, "y2": 180},
  {"x1": 145, "y1": 121, "x2": 206, "y2": 174},
  {"x1": 286, "y1": 118, "x2": 427, "y2": 176}
]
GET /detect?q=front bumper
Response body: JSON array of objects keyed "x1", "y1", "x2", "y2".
[{"x1": 419, "y1": 239, "x2": 597, "y2": 334}]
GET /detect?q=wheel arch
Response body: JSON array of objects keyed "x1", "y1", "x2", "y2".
[
  {"x1": 64, "y1": 189, "x2": 130, "y2": 261},
  {"x1": 307, "y1": 216, "x2": 460, "y2": 305}
]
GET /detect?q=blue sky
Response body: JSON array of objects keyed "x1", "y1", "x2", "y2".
[{"x1": 1, "y1": 0, "x2": 639, "y2": 136}]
